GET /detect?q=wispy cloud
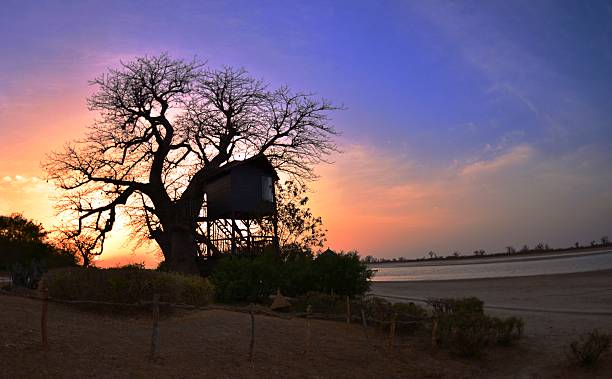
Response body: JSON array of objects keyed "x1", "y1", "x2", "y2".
[
  {"x1": 312, "y1": 141, "x2": 611, "y2": 258},
  {"x1": 461, "y1": 145, "x2": 533, "y2": 176},
  {"x1": 409, "y1": 2, "x2": 603, "y2": 144}
]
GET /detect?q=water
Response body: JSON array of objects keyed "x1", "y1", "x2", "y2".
[{"x1": 370, "y1": 249, "x2": 612, "y2": 281}]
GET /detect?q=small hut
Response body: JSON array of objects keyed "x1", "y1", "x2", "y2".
[
  {"x1": 206, "y1": 154, "x2": 279, "y2": 220},
  {"x1": 202, "y1": 155, "x2": 279, "y2": 255}
]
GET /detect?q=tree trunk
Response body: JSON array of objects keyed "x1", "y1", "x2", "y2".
[{"x1": 166, "y1": 229, "x2": 200, "y2": 274}]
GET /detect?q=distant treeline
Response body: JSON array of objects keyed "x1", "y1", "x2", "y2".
[{"x1": 363, "y1": 236, "x2": 611, "y2": 264}]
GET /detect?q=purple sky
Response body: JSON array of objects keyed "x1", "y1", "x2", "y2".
[{"x1": 1, "y1": 1, "x2": 611, "y2": 262}]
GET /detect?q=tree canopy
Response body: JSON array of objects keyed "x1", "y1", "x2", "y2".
[{"x1": 0, "y1": 214, "x2": 77, "y2": 270}]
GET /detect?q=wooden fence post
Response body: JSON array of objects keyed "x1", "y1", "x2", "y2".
[
  {"x1": 346, "y1": 296, "x2": 351, "y2": 324},
  {"x1": 40, "y1": 281, "x2": 48, "y2": 350},
  {"x1": 248, "y1": 304, "x2": 255, "y2": 361},
  {"x1": 360, "y1": 307, "x2": 369, "y2": 347},
  {"x1": 305, "y1": 304, "x2": 312, "y2": 354},
  {"x1": 387, "y1": 313, "x2": 397, "y2": 354},
  {"x1": 149, "y1": 293, "x2": 160, "y2": 360},
  {"x1": 431, "y1": 318, "x2": 438, "y2": 348}
]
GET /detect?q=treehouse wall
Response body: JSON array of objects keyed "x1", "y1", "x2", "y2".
[{"x1": 206, "y1": 165, "x2": 275, "y2": 220}]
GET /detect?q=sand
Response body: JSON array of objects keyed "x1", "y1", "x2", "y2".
[
  {"x1": 0, "y1": 294, "x2": 481, "y2": 379},
  {"x1": 1, "y1": 270, "x2": 612, "y2": 378}
]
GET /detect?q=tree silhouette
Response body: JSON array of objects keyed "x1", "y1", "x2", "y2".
[
  {"x1": 0, "y1": 214, "x2": 77, "y2": 270},
  {"x1": 0, "y1": 213, "x2": 47, "y2": 243},
  {"x1": 257, "y1": 180, "x2": 326, "y2": 253},
  {"x1": 44, "y1": 54, "x2": 339, "y2": 273},
  {"x1": 473, "y1": 249, "x2": 485, "y2": 256},
  {"x1": 56, "y1": 230, "x2": 99, "y2": 267}
]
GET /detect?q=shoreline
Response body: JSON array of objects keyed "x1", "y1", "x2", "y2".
[
  {"x1": 372, "y1": 267, "x2": 612, "y2": 284},
  {"x1": 370, "y1": 269, "x2": 612, "y2": 314},
  {"x1": 368, "y1": 247, "x2": 612, "y2": 269}
]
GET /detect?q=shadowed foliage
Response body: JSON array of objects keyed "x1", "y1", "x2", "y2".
[
  {"x1": 47, "y1": 266, "x2": 214, "y2": 306},
  {"x1": 569, "y1": 329, "x2": 611, "y2": 367},
  {"x1": 211, "y1": 248, "x2": 372, "y2": 303},
  {"x1": 0, "y1": 214, "x2": 77, "y2": 272}
]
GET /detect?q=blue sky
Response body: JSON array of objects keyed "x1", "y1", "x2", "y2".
[{"x1": 1, "y1": 1, "x2": 611, "y2": 261}]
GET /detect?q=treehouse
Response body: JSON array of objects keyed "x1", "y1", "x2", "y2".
[
  {"x1": 200, "y1": 155, "x2": 279, "y2": 257},
  {"x1": 206, "y1": 154, "x2": 278, "y2": 220}
]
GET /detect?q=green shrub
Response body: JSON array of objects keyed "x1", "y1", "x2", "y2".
[
  {"x1": 492, "y1": 316, "x2": 524, "y2": 346},
  {"x1": 361, "y1": 296, "x2": 393, "y2": 328},
  {"x1": 392, "y1": 302, "x2": 430, "y2": 334},
  {"x1": 312, "y1": 250, "x2": 372, "y2": 296},
  {"x1": 46, "y1": 266, "x2": 214, "y2": 306},
  {"x1": 279, "y1": 251, "x2": 315, "y2": 297},
  {"x1": 292, "y1": 292, "x2": 344, "y2": 314},
  {"x1": 210, "y1": 253, "x2": 281, "y2": 303},
  {"x1": 569, "y1": 329, "x2": 611, "y2": 366},
  {"x1": 358, "y1": 296, "x2": 430, "y2": 334},
  {"x1": 428, "y1": 297, "x2": 524, "y2": 357},
  {"x1": 211, "y1": 248, "x2": 372, "y2": 303},
  {"x1": 444, "y1": 313, "x2": 495, "y2": 357},
  {"x1": 428, "y1": 297, "x2": 484, "y2": 316}
]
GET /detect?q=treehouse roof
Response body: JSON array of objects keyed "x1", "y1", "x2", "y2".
[{"x1": 209, "y1": 154, "x2": 279, "y2": 181}]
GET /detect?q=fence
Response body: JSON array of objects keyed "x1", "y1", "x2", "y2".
[{"x1": 1, "y1": 283, "x2": 436, "y2": 361}]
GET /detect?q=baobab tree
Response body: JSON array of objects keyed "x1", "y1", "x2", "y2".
[{"x1": 45, "y1": 54, "x2": 339, "y2": 273}]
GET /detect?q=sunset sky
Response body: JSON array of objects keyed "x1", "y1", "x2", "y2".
[{"x1": 1, "y1": 1, "x2": 611, "y2": 266}]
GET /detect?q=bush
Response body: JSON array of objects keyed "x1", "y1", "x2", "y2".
[
  {"x1": 210, "y1": 253, "x2": 281, "y2": 303},
  {"x1": 392, "y1": 302, "x2": 430, "y2": 334},
  {"x1": 429, "y1": 297, "x2": 524, "y2": 357},
  {"x1": 569, "y1": 329, "x2": 611, "y2": 366},
  {"x1": 360, "y1": 296, "x2": 394, "y2": 330},
  {"x1": 493, "y1": 316, "x2": 524, "y2": 346},
  {"x1": 312, "y1": 250, "x2": 372, "y2": 296},
  {"x1": 358, "y1": 296, "x2": 430, "y2": 334},
  {"x1": 428, "y1": 297, "x2": 484, "y2": 316},
  {"x1": 439, "y1": 312, "x2": 494, "y2": 357},
  {"x1": 292, "y1": 292, "x2": 345, "y2": 314},
  {"x1": 211, "y1": 248, "x2": 372, "y2": 303},
  {"x1": 46, "y1": 266, "x2": 214, "y2": 306}
]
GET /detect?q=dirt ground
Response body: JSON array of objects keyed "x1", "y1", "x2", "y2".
[{"x1": 1, "y1": 292, "x2": 611, "y2": 379}]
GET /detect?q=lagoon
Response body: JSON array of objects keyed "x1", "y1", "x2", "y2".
[{"x1": 370, "y1": 249, "x2": 612, "y2": 281}]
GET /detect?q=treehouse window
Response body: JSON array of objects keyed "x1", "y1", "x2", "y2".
[{"x1": 262, "y1": 176, "x2": 274, "y2": 202}]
